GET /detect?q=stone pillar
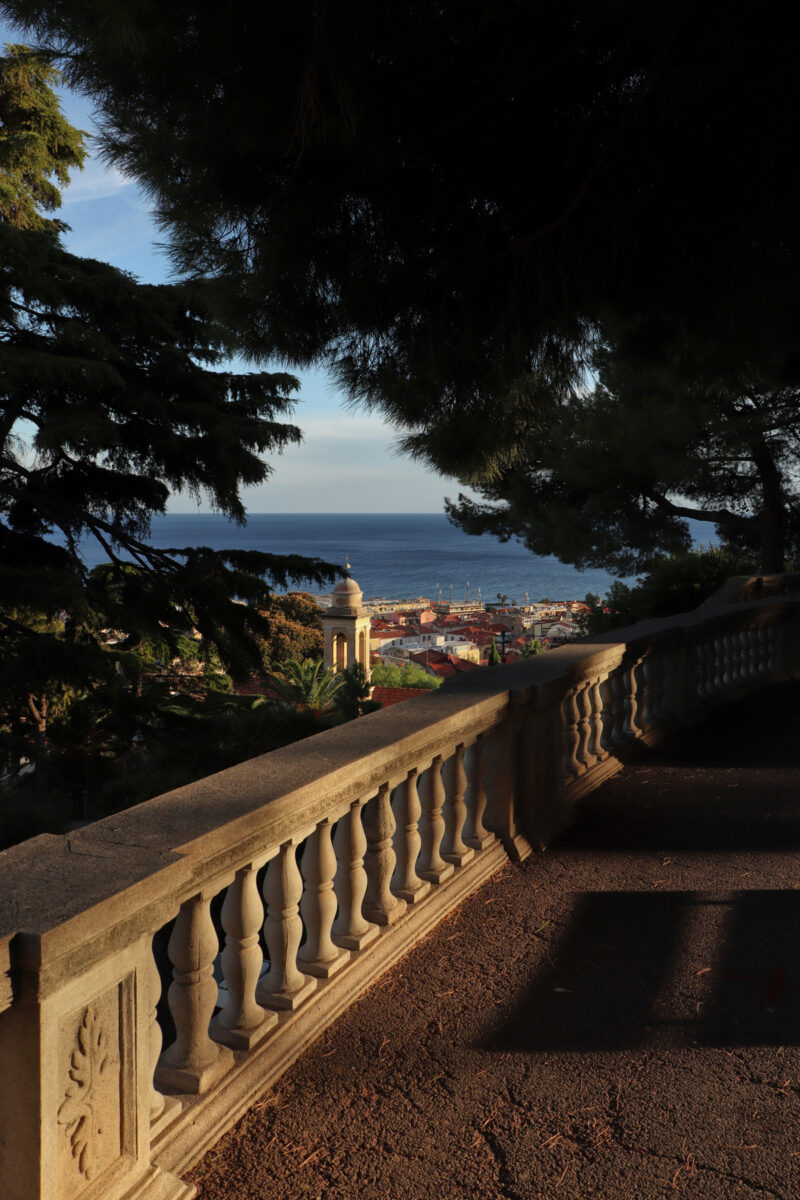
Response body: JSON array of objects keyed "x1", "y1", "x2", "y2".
[{"x1": 0, "y1": 927, "x2": 192, "y2": 1200}]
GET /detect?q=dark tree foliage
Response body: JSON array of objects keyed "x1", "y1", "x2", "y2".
[
  {"x1": 0, "y1": 45, "x2": 340, "y2": 825},
  {"x1": 446, "y1": 343, "x2": 800, "y2": 575},
  {"x1": 580, "y1": 545, "x2": 763, "y2": 635},
  {"x1": 7, "y1": 1, "x2": 800, "y2": 460},
  {"x1": 331, "y1": 661, "x2": 380, "y2": 722},
  {"x1": 0, "y1": 222, "x2": 337, "y2": 682}
]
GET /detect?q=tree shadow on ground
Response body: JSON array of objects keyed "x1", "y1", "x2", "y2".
[
  {"x1": 483, "y1": 890, "x2": 800, "y2": 1054},
  {"x1": 484, "y1": 683, "x2": 800, "y2": 1054}
]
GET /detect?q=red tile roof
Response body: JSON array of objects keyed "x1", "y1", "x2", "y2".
[
  {"x1": 233, "y1": 676, "x2": 280, "y2": 699},
  {"x1": 409, "y1": 649, "x2": 480, "y2": 679}
]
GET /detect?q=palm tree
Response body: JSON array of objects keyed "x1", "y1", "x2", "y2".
[
  {"x1": 271, "y1": 658, "x2": 343, "y2": 712},
  {"x1": 333, "y1": 662, "x2": 380, "y2": 721}
]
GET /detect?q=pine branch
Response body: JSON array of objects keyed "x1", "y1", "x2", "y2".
[{"x1": 647, "y1": 490, "x2": 755, "y2": 531}]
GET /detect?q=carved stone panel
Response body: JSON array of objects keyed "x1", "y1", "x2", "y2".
[{"x1": 57, "y1": 976, "x2": 134, "y2": 1198}]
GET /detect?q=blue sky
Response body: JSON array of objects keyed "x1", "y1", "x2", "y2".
[{"x1": 4, "y1": 24, "x2": 467, "y2": 514}]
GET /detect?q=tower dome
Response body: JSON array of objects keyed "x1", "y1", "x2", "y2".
[
  {"x1": 322, "y1": 576, "x2": 371, "y2": 680},
  {"x1": 331, "y1": 577, "x2": 363, "y2": 608}
]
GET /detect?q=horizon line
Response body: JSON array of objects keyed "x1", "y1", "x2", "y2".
[{"x1": 162, "y1": 511, "x2": 450, "y2": 516}]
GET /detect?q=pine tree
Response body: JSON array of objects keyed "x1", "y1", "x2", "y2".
[
  {"x1": 0, "y1": 43, "x2": 86, "y2": 231},
  {"x1": 445, "y1": 342, "x2": 800, "y2": 575},
  {"x1": 7, "y1": 2, "x2": 800, "y2": 458},
  {"x1": 0, "y1": 45, "x2": 339, "y2": 810}
]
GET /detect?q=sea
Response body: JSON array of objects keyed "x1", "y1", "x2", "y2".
[{"x1": 68, "y1": 513, "x2": 716, "y2": 605}]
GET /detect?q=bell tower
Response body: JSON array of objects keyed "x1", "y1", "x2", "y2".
[{"x1": 322, "y1": 577, "x2": 371, "y2": 680}]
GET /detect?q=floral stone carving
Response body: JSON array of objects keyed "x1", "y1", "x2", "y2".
[{"x1": 57, "y1": 1006, "x2": 109, "y2": 1181}]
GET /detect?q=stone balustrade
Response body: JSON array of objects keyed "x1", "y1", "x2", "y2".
[
  {"x1": 701, "y1": 571, "x2": 800, "y2": 607},
  {"x1": 0, "y1": 593, "x2": 798, "y2": 1200}
]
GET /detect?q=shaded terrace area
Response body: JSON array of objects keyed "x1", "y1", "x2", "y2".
[{"x1": 188, "y1": 682, "x2": 800, "y2": 1200}]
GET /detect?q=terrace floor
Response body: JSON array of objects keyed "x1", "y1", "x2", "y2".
[{"x1": 187, "y1": 682, "x2": 800, "y2": 1200}]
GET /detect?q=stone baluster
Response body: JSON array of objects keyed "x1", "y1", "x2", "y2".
[
  {"x1": 715, "y1": 632, "x2": 728, "y2": 692},
  {"x1": 585, "y1": 674, "x2": 608, "y2": 759},
  {"x1": 714, "y1": 632, "x2": 728, "y2": 693},
  {"x1": 734, "y1": 626, "x2": 744, "y2": 684},
  {"x1": 727, "y1": 629, "x2": 738, "y2": 688},
  {"x1": 735, "y1": 627, "x2": 748, "y2": 687},
  {"x1": 391, "y1": 769, "x2": 431, "y2": 903},
  {"x1": 759, "y1": 621, "x2": 771, "y2": 680},
  {"x1": 738, "y1": 624, "x2": 749, "y2": 684},
  {"x1": 696, "y1": 635, "x2": 713, "y2": 702},
  {"x1": 658, "y1": 648, "x2": 671, "y2": 721},
  {"x1": 580, "y1": 679, "x2": 601, "y2": 767},
  {"x1": 146, "y1": 942, "x2": 165, "y2": 1122},
  {"x1": 597, "y1": 675, "x2": 616, "y2": 757},
  {"x1": 463, "y1": 736, "x2": 495, "y2": 849},
  {"x1": 582, "y1": 675, "x2": 602, "y2": 763},
  {"x1": 257, "y1": 841, "x2": 317, "y2": 1011},
  {"x1": 767, "y1": 619, "x2": 780, "y2": 675},
  {"x1": 746, "y1": 623, "x2": 759, "y2": 684},
  {"x1": 698, "y1": 636, "x2": 711, "y2": 700},
  {"x1": 751, "y1": 623, "x2": 761, "y2": 680},
  {"x1": 640, "y1": 652, "x2": 659, "y2": 732},
  {"x1": 210, "y1": 863, "x2": 277, "y2": 1049},
  {"x1": 363, "y1": 783, "x2": 407, "y2": 925},
  {"x1": 610, "y1": 668, "x2": 628, "y2": 749},
  {"x1": 156, "y1": 894, "x2": 233, "y2": 1093},
  {"x1": 729, "y1": 628, "x2": 742, "y2": 686},
  {"x1": 726, "y1": 628, "x2": 738, "y2": 687},
  {"x1": 655, "y1": 649, "x2": 668, "y2": 721},
  {"x1": 693, "y1": 639, "x2": 706, "y2": 702},
  {"x1": 751, "y1": 621, "x2": 762, "y2": 679},
  {"x1": 441, "y1": 745, "x2": 474, "y2": 866},
  {"x1": 298, "y1": 819, "x2": 350, "y2": 977},
  {"x1": 739, "y1": 624, "x2": 749, "y2": 683},
  {"x1": 660, "y1": 644, "x2": 681, "y2": 724},
  {"x1": 418, "y1": 756, "x2": 455, "y2": 884},
  {"x1": 331, "y1": 799, "x2": 378, "y2": 950},
  {"x1": 709, "y1": 634, "x2": 723, "y2": 695},
  {"x1": 572, "y1": 681, "x2": 589, "y2": 768},
  {"x1": 736, "y1": 626, "x2": 748, "y2": 684},
  {"x1": 723, "y1": 631, "x2": 737, "y2": 689},
  {"x1": 561, "y1": 684, "x2": 584, "y2": 780},
  {"x1": 623, "y1": 656, "x2": 645, "y2": 738}
]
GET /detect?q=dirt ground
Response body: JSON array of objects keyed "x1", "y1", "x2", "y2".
[{"x1": 187, "y1": 683, "x2": 800, "y2": 1200}]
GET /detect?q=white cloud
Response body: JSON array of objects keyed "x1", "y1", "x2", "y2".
[
  {"x1": 60, "y1": 159, "x2": 135, "y2": 206},
  {"x1": 295, "y1": 413, "x2": 403, "y2": 443}
]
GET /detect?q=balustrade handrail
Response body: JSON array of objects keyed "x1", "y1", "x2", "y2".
[
  {"x1": 1, "y1": 589, "x2": 798, "y2": 1200},
  {"x1": 700, "y1": 572, "x2": 800, "y2": 607}
]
